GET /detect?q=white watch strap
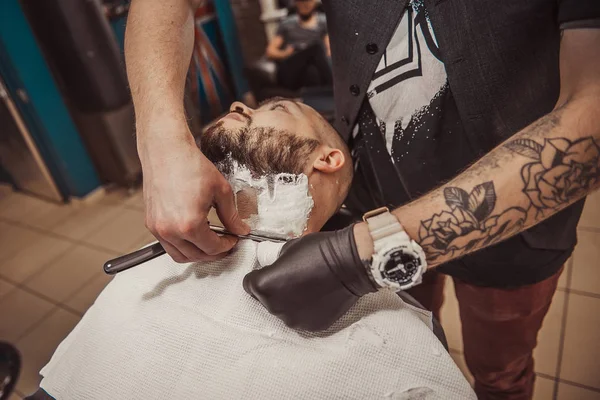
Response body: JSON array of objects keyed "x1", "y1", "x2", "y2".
[{"x1": 365, "y1": 212, "x2": 407, "y2": 253}]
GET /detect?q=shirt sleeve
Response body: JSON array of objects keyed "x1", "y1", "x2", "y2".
[
  {"x1": 558, "y1": 0, "x2": 600, "y2": 29},
  {"x1": 275, "y1": 20, "x2": 288, "y2": 40},
  {"x1": 318, "y1": 13, "x2": 328, "y2": 37}
]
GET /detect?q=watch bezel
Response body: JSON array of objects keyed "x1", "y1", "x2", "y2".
[{"x1": 371, "y1": 240, "x2": 427, "y2": 291}]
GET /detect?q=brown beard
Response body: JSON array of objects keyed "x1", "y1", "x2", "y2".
[{"x1": 198, "y1": 121, "x2": 320, "y2": 176}]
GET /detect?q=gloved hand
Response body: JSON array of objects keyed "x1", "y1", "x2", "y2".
[{"x1": 243, "y1": 225, "x2": 378, "y2": 331}]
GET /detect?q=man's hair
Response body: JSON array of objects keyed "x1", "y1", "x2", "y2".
[{"x1": 198, "y1": 122, "x2": 321, "y2": 176}]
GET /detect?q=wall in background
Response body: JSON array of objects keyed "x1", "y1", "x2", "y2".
[
  {"x1": 0, "y1": 0, "x2": 100, "y2": 199},
  {"x1": 229, "y1": 0, "x2": 268, "y2": 65}
]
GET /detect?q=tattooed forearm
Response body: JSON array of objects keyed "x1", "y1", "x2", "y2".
[
  {"x1": 519, "y1": 109, "x2": 563, "y2": 140},
  {"x1": 412, "y1": 135, "x2": 599, "y2": 265},
  {"x1": 455, "y1": 110, "x2": 565, "y2": 183}
]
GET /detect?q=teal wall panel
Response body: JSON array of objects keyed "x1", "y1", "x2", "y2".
[
  {"x1": 0, "y1": 0, "x2": 100, "y2": 198},
  {"x1": 214, "y1": 0, "x2": 249, "y2": 99},
  {"x1": 110, "y1": 15, "x2": 127, "y2": 56}
]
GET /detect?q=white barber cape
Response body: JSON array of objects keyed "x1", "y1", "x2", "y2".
[{"x1": 40, "y1": 240, "x2": 475, "y2": 400}]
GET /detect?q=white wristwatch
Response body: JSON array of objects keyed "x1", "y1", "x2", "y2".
[{"x1": 362, "y1": 207, "x2": 427, "y2": 291}]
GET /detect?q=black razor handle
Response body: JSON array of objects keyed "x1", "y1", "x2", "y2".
[{"x1": 103, "y1": 242, "x2": 166, "y2": 275}]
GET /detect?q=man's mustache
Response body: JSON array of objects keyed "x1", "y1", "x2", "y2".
[{"x1": 229, "y1": 109, "x2": 252, "y2": 124}]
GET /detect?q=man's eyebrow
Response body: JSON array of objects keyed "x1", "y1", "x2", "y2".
[{"x1": 258, "y1": 96, "x2": 300, "y2": 108}]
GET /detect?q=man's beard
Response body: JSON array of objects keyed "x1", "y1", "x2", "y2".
[{"x1": 198, "y1": 121, "x2": 320, "y2": 177}]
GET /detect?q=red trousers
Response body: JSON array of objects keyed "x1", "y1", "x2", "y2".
[{"x1": 407, "y1": 268, "x2": 563, "y2": 400}]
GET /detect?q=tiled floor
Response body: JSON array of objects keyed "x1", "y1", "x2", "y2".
[
  {"x1": 0, "y1": 185, "x2": 150, "y2": 398},
  {"x1": 0, "y1": 184, "x2": 599, "y2": 399}
]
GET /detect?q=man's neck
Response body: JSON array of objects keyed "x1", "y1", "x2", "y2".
[{"x1": 299, "y1": 14, "x2": 317, "y2": 28}]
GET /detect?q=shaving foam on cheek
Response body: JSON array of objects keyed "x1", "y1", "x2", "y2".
[{"x1": 226, "y1": 162, "x2": 314, "y2": 238}]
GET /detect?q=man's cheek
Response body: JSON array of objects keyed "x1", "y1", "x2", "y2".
[{"x1": 235, "y1": 187, "x2": 259, "y2": 219}]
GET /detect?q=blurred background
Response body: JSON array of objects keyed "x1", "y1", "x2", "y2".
[{"x1": 0, "y1": 0, "x2": 598, "y2": 399}]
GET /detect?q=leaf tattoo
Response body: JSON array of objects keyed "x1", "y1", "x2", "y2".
[
  {"x1": 444, "y1": 187, "x2": 469, "y2": 209},
  {"x1": 468, "y1": 182, "x2": 496, "y2": 221},
  {"x1": 419, "y1": 180, "x2": 527, "y2": 264},
  {"x1": 504, "y1": 139, "x2": 543, "y2": 160}
]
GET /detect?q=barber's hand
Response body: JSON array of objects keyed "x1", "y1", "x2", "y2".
[
  {"x1": 243, "y1": 224, "x2": 377, "y2": 331},
  {"x1": 138, "y1": 120, "x2": 249, "y2": 263}
]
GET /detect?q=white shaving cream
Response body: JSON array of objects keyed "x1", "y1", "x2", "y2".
[{"x1": 226, "y1": 161, "x2": 314, "y2": 238}]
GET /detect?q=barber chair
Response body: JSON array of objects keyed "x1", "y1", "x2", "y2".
[
  {"x1": 0, "y1": 164, "x2": 15, "y2": 188},
  {"x1": 244, "y1": 59, "x2": 335, "y2": 123},
  {"x1": 321, "y1": 207, "x2": 359, "y2": 232},
  {"x1": 0, "y1": 342, "x2": 20, "y2": 400},
  {"x1": 244, "y1": 58, "x2": 298, "y2": 103}
]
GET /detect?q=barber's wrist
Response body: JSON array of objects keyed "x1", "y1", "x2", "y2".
[
  {"x1": 136, "y1": 118, "x2": 195, "y2": 161},
  {"x1": 135, "y1": 97, "x2": 188, "y2": 132},
  {"x1": 352, "y1": 222, "x2": 382, "y2": 291},
  {"x1": 353, "y1": 222, "x2": 374, "y2": 261},
  {"x1": 331, "y1": 225, "x2": 377, "y2": 296},
  {"x1": 137, "y1": 114, "x2": 190, "y2": 139}
]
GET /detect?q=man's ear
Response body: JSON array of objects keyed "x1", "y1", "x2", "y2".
[{"x1": 312, "y1": 147, "x2": 345, "y2": 173}]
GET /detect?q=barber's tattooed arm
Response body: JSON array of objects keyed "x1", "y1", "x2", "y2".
[
  {"x1": 354, "y1": 29, "x2": 600, "y2": 268},
  {"x1": 410, "y1": 128, "x2": 599, "y2": 266},
  {"x1": 389, "y1": 105, "x2": 600, "y2": 267}
]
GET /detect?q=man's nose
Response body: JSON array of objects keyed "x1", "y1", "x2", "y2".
[{"x1": 230, "y1": 102, "x2": 253, "y2": 116}]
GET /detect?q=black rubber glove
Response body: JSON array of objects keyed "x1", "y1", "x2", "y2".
[{"x1": 243, "y1": 225, "x2": 378, "y2": 331}]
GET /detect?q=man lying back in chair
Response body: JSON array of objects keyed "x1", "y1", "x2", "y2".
[{"x1": 28, "y1": 99, "x2": 475, "y2": 400}]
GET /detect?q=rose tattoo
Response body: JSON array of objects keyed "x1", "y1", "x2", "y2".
[
  {"x1": 505, "y1": 137, "x2": 600, "y2": 217},
  {"x1": 419, "y1": 182, "x2": 526, "y2": 263}
]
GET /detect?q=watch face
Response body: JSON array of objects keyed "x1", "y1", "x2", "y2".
[{"x1": 381, "y1": 248, "x2": 422, "y2": 286}]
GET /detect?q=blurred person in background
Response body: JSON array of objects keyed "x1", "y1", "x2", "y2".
[{"x1": 265, "y1": 0, "x2": 332, "y2": 91}]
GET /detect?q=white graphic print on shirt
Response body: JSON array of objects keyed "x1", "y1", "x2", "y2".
[{"x1": 365, "y1": 0, "x2": 447, "y2": 158}]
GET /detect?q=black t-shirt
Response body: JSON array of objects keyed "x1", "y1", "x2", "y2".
[
  {"x1": 360, "y1": 1, "x2": 471, "y2": 199},
  {"x1": 276, "y1": 13, "x2": 328, "y2": 51},
  {"x1": 346, "y1": 0, "x2": 600, "y2": 288}
]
